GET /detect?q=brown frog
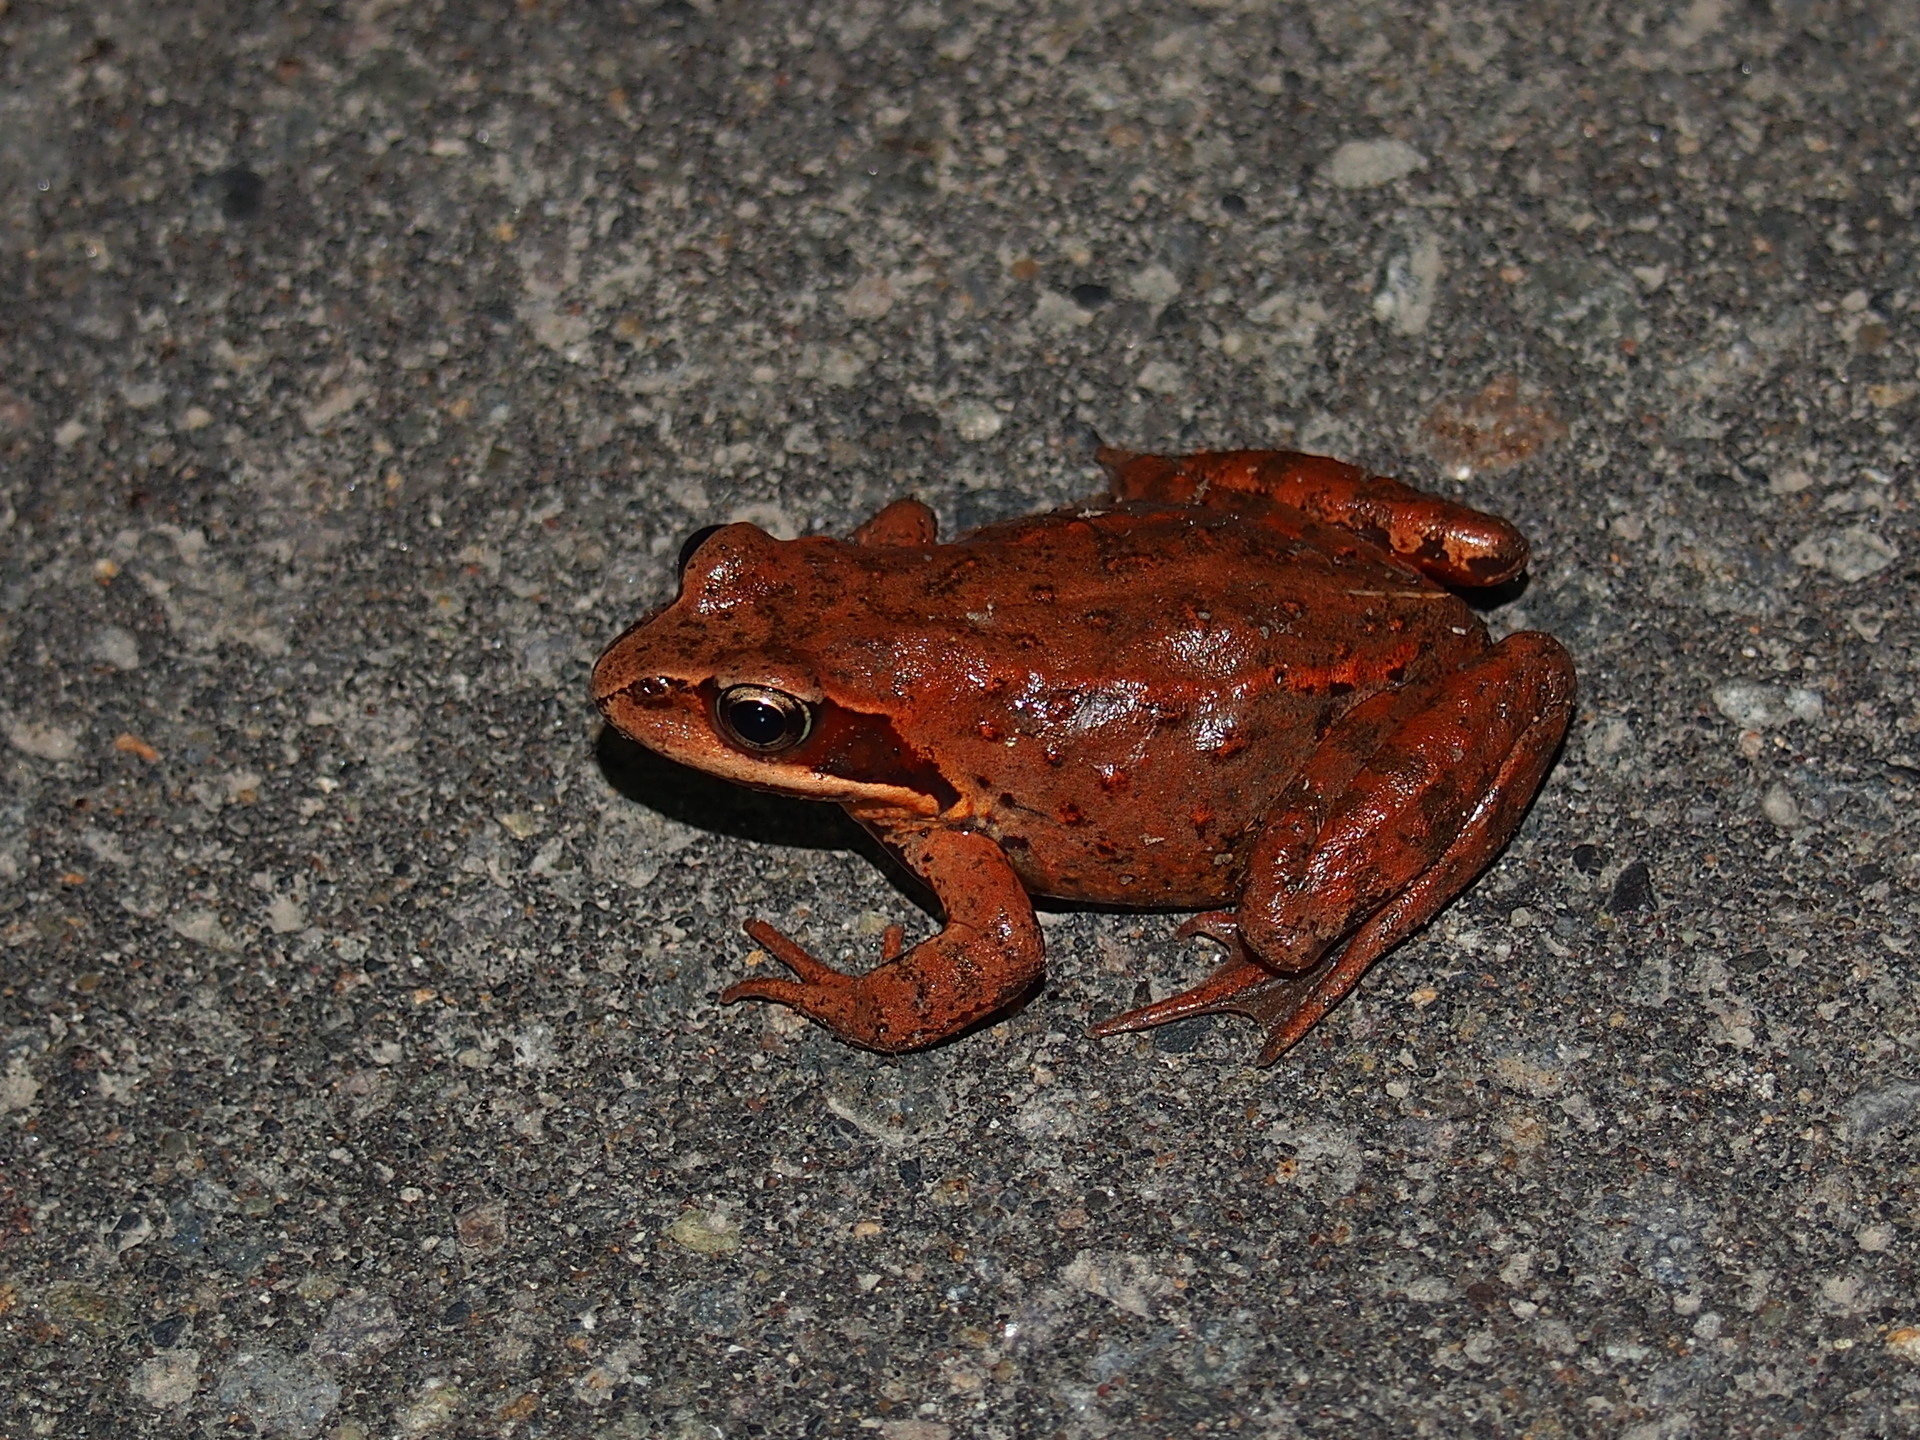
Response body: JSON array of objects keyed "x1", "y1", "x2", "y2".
[{"x1": 592, "y1": 447, "x2": 1575, "y2": 1065}]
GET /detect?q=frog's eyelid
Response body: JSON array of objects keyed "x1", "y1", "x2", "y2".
[{"x1": 677, "y1": 524, "x2": 725, "y2": 577}]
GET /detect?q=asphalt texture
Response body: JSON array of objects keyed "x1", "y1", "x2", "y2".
[{"x1": 3, "y1": 2, "x2": 1919, "y2": 1436}]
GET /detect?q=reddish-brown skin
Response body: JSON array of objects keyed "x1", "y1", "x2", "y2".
[{"x1": 592, "y1": 448, "x2": 1576, "y2": 1065}]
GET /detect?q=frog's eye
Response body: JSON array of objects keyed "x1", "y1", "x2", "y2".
[
  {"x1": 715, "y1": 685, "x2": 812, "y2": 753},
  {"x1": 677, "y1": 524, "x2": 725, "y2": 578}
]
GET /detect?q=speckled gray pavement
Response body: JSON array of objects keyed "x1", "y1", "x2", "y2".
[{"x1": 3, "y1": 2, "x2": 1918, "y2": 1436}]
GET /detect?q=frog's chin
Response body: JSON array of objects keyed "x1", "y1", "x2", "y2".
[{"x1": 649, "y1": 734, "x2": 947, "y2": 816}]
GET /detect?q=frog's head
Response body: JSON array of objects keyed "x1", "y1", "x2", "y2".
[{"x1": 592, "y1": 522, "x2": 957, "y2": 816}]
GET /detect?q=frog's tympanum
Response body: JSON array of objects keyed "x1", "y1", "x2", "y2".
[{"x1": 593, "y1": 448, "x2": 1575, "y2": 1065}]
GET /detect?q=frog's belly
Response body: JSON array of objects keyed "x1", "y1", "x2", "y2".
[{"x1": 995, "y1": 831, "x2": 1250, "y2": 908}]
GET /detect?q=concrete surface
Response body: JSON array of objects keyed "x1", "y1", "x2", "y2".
[{"x1": 3, "y1": 1, "x2": 1919, "y2": 1436}]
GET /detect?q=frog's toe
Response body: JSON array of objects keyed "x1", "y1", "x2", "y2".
[
  {"x1": 719, "y1": 975, "x2": 816, "y2": 1009},
  {"x1": 742, "y1": 919, "x2": 845, "y2": 986},
  {"x1": 1173, "y1": 910, "x2": 1241, "y2": 948},
  {"x1": 1090, "y1": 955, "x2": 1274, "y2": 1036}
]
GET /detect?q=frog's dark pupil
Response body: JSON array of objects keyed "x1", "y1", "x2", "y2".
[
  {"x1": 729, "y1": 699, "x2": 791, "y2": 747},
  {"x1": 716, "y1": 684, "x2": 810, "y2": 752}
]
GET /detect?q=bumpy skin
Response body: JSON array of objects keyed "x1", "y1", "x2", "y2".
[{"x1": 591, "y1": 447, "x2": 1576, "y2": 1065}]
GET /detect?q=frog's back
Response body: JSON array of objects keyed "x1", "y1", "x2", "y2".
[
  {"x1": 936, "y1": 499, "x2": 1480, "y2": 689},
  {"x1": 848, "y1": 500, "x2": 1491, "y2": 907}
]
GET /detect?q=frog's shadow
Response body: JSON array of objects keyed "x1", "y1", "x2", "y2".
[
  {"x1": 1463, "y1": 572, "x2": 1530, "y2": 612},
  {"x1": 594, "y1": 725, "x2": 933, "y2": 909}
]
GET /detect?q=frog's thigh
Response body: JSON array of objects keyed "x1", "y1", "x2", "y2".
[{"x1": 1239, "y1": 630, "x2": 1576, "y2": 970}]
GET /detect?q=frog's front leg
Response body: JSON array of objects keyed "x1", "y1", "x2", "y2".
[
  {"x1": 721, "y1": 827, "x2": 1044, "y2": 1054},
  {"x1": 1096, "y1": 630, "x2": 1575, "y2": 1064}
]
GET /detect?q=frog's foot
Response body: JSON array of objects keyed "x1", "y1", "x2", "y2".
[
  {"x1": 1092, "y1": 954, "x2": 1276, "y2": 1034},
  {"x1": 1090, "y1": 928, "x2": 1343, "y2": 1062},
  {"x1": 721, "y1": 837, "x2": 1045, "y2": 1055},
  {"x1": 1089, "y1": 909, "x2": 1256, "y2": 1035},
  {"x1": 722, "y1": 919, "x2": 917, "y2": 1047}
]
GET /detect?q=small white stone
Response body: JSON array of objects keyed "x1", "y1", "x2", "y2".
[
  {"x1": 131, "y1": 1349, "x2": 201, "y2": 1408},
  {"x1": 1792, "y1": 527, "x2": 1899, "y2": 582},
  {"x1": 1711, "y1": 681, "x2": 1777, "y2": 729},
  {"x1": 1761, "y1": 782, "x2": 1802, "y2": 830},
  {"x1": 53, "y1": 418, "x2": 87, "y2": 448},
  {"x1": 122, "y1": 380, "x2": 166, "y2": 410},
  {"x1": 1324, "y1": 138, "x2": 1427, "y2": 189},
  {"x1": 1247, "y1": 289, "x2": 1328, "y2": 346},
  {"x1": 171, "y1": 910, "x2": 239, "y2": 950},
  {"x1": 1784, "y1": 687, "x2": 1825, "y2": 722},
  {"x1": 0, "y1": 1056, "x2": 39, "y2": 1112},
  {"x1": 301, "y1": 383, "x2": 368, "y2": 433},
  {"x1": 947, "y1": 399, "x2": 1003, "y2": 442},
  {"x1": 181, "y1": 405, "x2": 214, "y2": 431},
  {"x1": 267, "y1": 894, "x2": 306, "y2": 934},
  {"x1": 1031, "y1": 290, "x2": 1093, "y2": 332},
  {"x1": 1134, "y1": 360, "x2": 1186, "y2": 395},
  {"x1": 8, "y1": 721, "x2": 79, "y2": 761},
  {"x1": 91, "y1": 626, "x2": 141, "y2": 670},
  {"x1": 839, "y1": 273, "x2": 895, "y2": 321},
  {"x1": 1857, "y1": 1223, "x2": 1896, "y2": 1252},
  {"x1": 1372, "y1": 233, "x2": 1442, "y2": 335},
  {"x1": 1848, "y1": 608, "x2": 1884, "y2": 641},
  {"x1": 1123, "y1": 262, "x2": 1182, "y2": 307}
]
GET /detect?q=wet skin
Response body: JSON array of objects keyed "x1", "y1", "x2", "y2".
[{"x1": 592, "y1": 447, "x2": 1576, "y2": 1065}]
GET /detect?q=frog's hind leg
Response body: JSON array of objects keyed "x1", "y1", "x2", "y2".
[
  {"x1": 1097, "y1": 631, "x2": 1575, "y2": 1065},
  {"x1": 1238, "y1": 634, "x2": 1575, "y2": 1064},
  {"x1": 1097, "y1": 445, "x2": 1529, "y2": 589}
]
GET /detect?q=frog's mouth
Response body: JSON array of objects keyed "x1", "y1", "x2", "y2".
[{"x1": 593, "y1": 657, "x2": 960, "y2": 818}]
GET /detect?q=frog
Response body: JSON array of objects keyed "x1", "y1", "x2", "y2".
[{"x1": 592, "y1": 446, "x2": 1576, "y2": 1065}]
